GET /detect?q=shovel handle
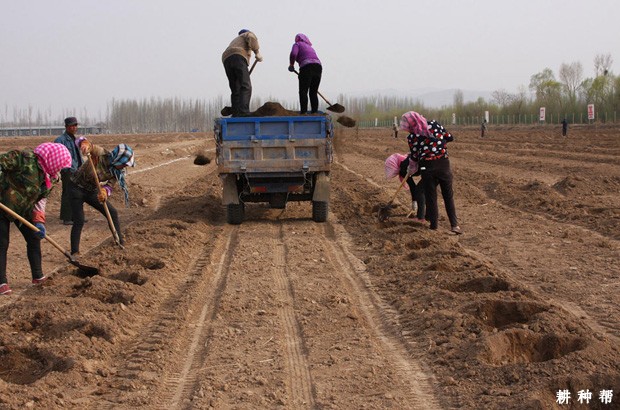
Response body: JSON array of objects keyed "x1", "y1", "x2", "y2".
[
  {"x1": 293, "y1": 69, "x2": 334, "y2": 108},
  {"x1": 0, "y1": 202, "x2": 73, "y2": 260},
  {"x1": 387, "y1": 173, "x2": 411, "y2": 205},
  {"x1": 87, "y1": 154, "x2": 123, "y2": 248},
  {"x1": 316, "y1": 90, "x2": 333, "y2": 107},
  {"x1": 249, "y1": 59, "x2": 258, "y2": 75}
]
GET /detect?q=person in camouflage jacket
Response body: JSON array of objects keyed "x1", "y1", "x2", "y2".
[
  {"x1": 69, "y1": 139, "x2": 135, "y2": 255},
  {"x1": 0, "y1": 143, "x2": 72, "y2": 295}
]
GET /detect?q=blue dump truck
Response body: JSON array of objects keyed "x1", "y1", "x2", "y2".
[{"x1": 214, "y1": 115, "x2": 333, "y2": 224}]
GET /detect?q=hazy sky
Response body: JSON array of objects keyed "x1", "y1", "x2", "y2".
[{"x1": 1, "y1": 0, "x2": 619, "y2": 119}]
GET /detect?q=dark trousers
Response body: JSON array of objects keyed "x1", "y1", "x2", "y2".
[
  {"x1": 223, "y1": 54, "x2": 252, "y2": 116},
  {"x1": 419, "y1": 158, "x2": 458, "y2": 229},
  {"x1": 59, "y1": 171, "x2": 73, "y2": 221},
  {"x1": 0, "y1": 213, "x2": 43, "y2": 284},
  {"x1": 399, "y1": 158, "x2": 426, "y2": 219},
  {"x1": 298, "y1": 63, "x2": 322, "y2": 113},
  {"x1": 69, "y1": 184, "x2": 122, "y2": 254}
]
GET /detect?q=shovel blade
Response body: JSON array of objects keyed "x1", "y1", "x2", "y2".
[
  {"x1": 327, "y1": 103, "x2": 345, "y2": 114},
  {"x1": 377, "y1": 203, "x2": 394, "y2": 222},
  {"x1": 70, "y1": 261, "x2": 99, "y2": 277}
]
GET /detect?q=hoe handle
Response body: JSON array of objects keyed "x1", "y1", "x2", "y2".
[{"x1": 0, "y1": 202, "x2": 73, "y2": 260}]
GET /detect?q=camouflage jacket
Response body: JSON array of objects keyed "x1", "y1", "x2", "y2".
[
  {"x1": 71, "y1": 145, "x2": 117, "y2": 193},
  {"x1": 0, "y1": 149, "x2": 52, "y2": 223}
]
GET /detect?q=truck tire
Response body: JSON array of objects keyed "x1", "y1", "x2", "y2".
[
  {"x1": 312, "y1": 201, "x2": 328, "y2": 223},
  {"x1": 227, "y1": 203, "x2": 244, "y2": 225}
]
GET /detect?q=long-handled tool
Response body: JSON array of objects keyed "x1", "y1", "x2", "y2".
[
  {"x1": 293, "y1": 69, "x2": 345, "y2": 113},
  {"x1": 221, "y1": 60, "x2": 259, "y2": 116},
  {"x1": 0, "y1": 202, "x2": 99, "y2": 277},
  {"x1": 87, "y1": 154, "x2": 124, "y2": 249},
  {"x1": 377, "y1": 174, "x2": 411, "y2": 222}
]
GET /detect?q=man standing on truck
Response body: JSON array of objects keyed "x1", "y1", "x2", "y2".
[{"x1": 222, "y1": 29, "x2": 263, "y2": 117}]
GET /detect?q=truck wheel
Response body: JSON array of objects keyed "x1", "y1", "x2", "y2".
[
  {"x1": 227, "y1": 203, "x2": 244, "y2": 225},
  {"x1": 312, "y1": 201, "x2": 328, "y2": 223}
]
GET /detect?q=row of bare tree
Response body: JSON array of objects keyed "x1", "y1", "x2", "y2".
[
  {"x1": 344, "y1": 53, "x2": 619, "y2": 125},
  {"x1": 2, "y1": 54, "x2": 617, "y2": 132}
]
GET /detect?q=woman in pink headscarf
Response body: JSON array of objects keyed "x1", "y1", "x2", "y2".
[
  {"x1": 399, "y1": 111, "x2": 462, "y2": 234},
  {"x1": 289, "y1": 33, "x2": 322, "y2": 114},
  {"x1": 385, "y1": 153, "x2": 426, "y2": 221},
  {"x1": 0, "y1": 143, "x2": 72, "y2": 295}
]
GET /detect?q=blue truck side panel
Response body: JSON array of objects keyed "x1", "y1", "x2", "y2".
[
  {"x1": 217, "y1": 116, "x2": 329, "y2": 141},
  {"x1": 215, "y1": 115, "x2": 333, "y2": 174}
]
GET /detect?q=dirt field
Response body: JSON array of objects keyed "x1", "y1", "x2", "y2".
[{"x1": 0, "y1": 123, "x2": 619, "y2": 409}]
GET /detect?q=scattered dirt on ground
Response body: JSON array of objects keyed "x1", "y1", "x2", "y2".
[{"x1": 0, "y1": 124, "x2": 619, "y2": 409}]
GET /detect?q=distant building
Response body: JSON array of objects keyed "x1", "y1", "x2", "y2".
[{"x1": 0, "y1": 125, "x2": 105, "y2": 137}]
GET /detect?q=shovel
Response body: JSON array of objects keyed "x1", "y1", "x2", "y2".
[
  {"x1": 293, "y1": 69, "x2": 345, "y2": 113},
  {"x1": 87, "y1": 154, "x2": 124, "y2": 249},
  {"x1": 377, "y1": 174, "x2": 410, "y2": 222},
  {"x1": 0, "y1": 202, "x2": 99, "y2": 277},
  {"x1": 221, "y1": 60, "x2": 259, "y2": 116}
]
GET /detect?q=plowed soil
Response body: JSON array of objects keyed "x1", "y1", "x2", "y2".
[{"x1": 0, "y1": 123, "x2": 619, "y2": 409}]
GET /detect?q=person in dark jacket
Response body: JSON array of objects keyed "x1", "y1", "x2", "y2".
[
  {"x1": 0, "y1": 143, "x2": 72, "y2": 295},
  {"x1": 400, "y1": 111, "x2": 462, "y2": 234},
  {"x1": 289, "y1": 33, "x2": 322, "y2": 114},
  {"x1": 69, "y1": 140, "x2": 135, "y2": 255},
  {"x1": 561, "y1": 118, "x2": 568, "y2": 137},
  {"x1": 54, "y1": 116, "x2": 84, "y2": 225}
]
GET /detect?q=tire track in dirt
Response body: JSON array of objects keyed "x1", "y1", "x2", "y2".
[
  {"x1": 163, "y1": 226, "x2": 237, "y2": 409},
  {"x1": 95, "y1": 226, "x2": 232, "y2": 409},
  {"x1": 320, "y1": 219, "x2": 441, "y2": 409},
  {"x1": 270, "y1": 223, "x2": 315, "y2": 409}
]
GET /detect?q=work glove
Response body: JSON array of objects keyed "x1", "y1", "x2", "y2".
[
  {"x1": 97, "y1": 187, "x2": 108, "y2": 203},
  {"x1": 34, "y1": 223, "x2": 46, "y2": 239},
  {"x1": 288, "y1": 65, "x2": 295, "y2": 72},
  {"x1": 411, "y1": 201, "x2": 418, "y2": 213},
  {"x1": 407, "y1": 160, "x2": 418, "y2": 176},
  {"x1": 255, "y1": 52, "x2": 263, "y2": 62}
]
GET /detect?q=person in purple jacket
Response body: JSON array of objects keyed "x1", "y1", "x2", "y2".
[{"x1": 288, "y1": 33, "x2": 322, "y2": 114}]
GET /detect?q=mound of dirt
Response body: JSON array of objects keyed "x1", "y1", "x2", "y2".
[
  {"x1": 553, "y1": 175, "x2": 589, "y2": 195},
  {"x1": 249, "y1": 101, "x2": 300, "y2": 117}
]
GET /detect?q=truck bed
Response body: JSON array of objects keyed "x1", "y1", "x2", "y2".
[{"x1": 215, "y1": 115, "x2": 333, "y2": 174}]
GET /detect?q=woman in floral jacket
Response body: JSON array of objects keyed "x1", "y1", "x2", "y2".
[
  {"x1": 0, "y1": 143, "x2": 72, "y2": 295},
  {"x1": 400, "y1": 111, "x2": 462, "y2": 234}
]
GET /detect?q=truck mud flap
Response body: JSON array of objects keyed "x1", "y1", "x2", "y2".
[
  {"x1": 222, "y1": 174, "x2": 240, "y2": 205},
  {"x1": 312, "y1": 172, "x2": 330, "y2": 203}
]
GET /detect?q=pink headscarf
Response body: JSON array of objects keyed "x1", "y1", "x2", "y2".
[
  {"x1": 33, "y1": 143, "x2": 72, "y2": 188},
  {"x1": 399, "y1": 111, "x2": 430, "y2": 136},
  {"x1": 384, "y1": 153, "x2": 407, "y2": 179}
]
